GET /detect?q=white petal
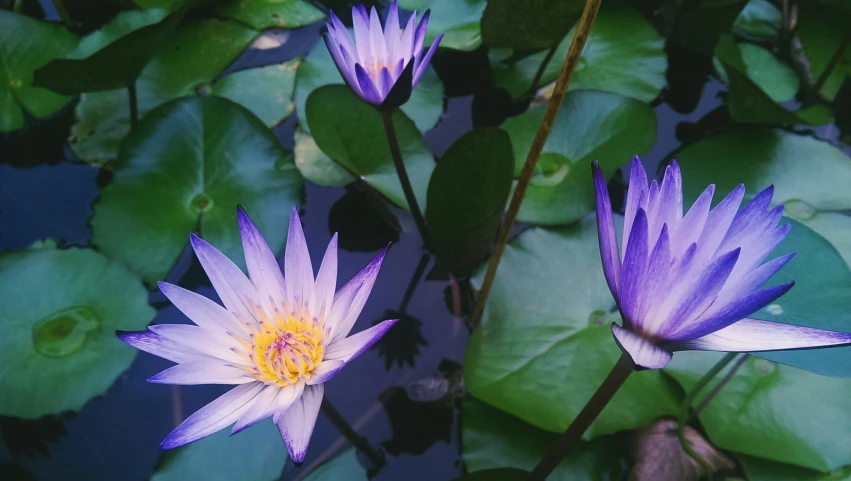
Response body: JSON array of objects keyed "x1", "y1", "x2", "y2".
[
  {"x1": 667, "y1": 318, "x2": 851, "y2": 352},
  {"x1": 117, "y1": 330, "x2": 210, "y2": 364},
  {"x1": 148, "y1": 360, "x2": 252, "y2": 385},
  {"x1": 284, "y1": 207, "x2": 315, "y2": 314},
  {"x1": 325, "y1": 319, "x2": 397, "y2": 362},
  {"x1": 149, "y1": 324, "x2": 245, "y2": 364},
  {"x1": 306, "y1": 360, "x2": 346, "y2": 385},
  {"x1": 310, "y1": 234, "x2": 338, "y2": 321},
  {"x1": 158, "y1": 282, "x2": 247, "y2": 335},
  {"x1": 325, "y1": 248, "x2": 387, "y2": 341},
  {"x1": 611, "y1": 323, "x2": 672, "y2": 370},
  {"x1": 231, "y1": 383, "x2": 302, "y2": 435},
  {"x1": 276, "y1": 383, "x2": 324, "y2": 463},
  {"x1": 238, "y1": 206, "x2": 287, "y2": 313}
]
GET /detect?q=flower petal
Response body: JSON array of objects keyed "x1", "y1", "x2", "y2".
[
  {"x1": 328, "y1": 10, "x2": 357, "y2": 58},
  {"x1": 117, "y1": 330, "x2": 208, "y2": 364},
  {"x1": 667, "y1": 318, "x2": 851, "y2": 353},
  {"x1": 368, "y1": 6, "x2": 387, "y2": 64},
  {"x1": 324, "y1": 318, "x2": 397, "y2": 363},
  {"x1": 325, "y1": 248, "x2": 387, "y2": 341},
  {"x1": 148, "y1": 360, "x2": 252, "y2": 385},
  {"x1": 694, "y1": 184, "x2": 745, "y2": 265},
  {"x1": 238, "y1": 206, "x2": 286, "y2": 311},
  {"x1": 412, "y1": 10, "x2": 431, "y2": 57},
  {"x1": 622, "y1": 156, "x2": 648, "y2": 258},
  {"x1": 619, "y1": 209, "x2": 649, "y2": 324},
  {"x1": 310, "y1": 234, "x2": 338, "y2": 322},
  {"x1": 355, "y1": 63, "x2": 384, "y2": 104},
  {"x1": 592, "y1": 160, "x2": 622, "y2": 298},
  {"x1": 351, "y1": 4, "x2": 373, "y2": 66},
  {"x1": 325, "y1": 34, "x2": 361, "y2": 94},
  {"x1": 285, "y1": 207, "x2": 315, "y2": 314},
  {"x1": 672, "y1": 184, "x2": 714, "y2": 258},
  {"x1": 634, "y1": 223, "x2": 670, "y2": 329},
  {"x1": 306, "y1": 359, "x2": 346, "y2": 385},
  {"x1": 276, "y1": 383, "x2": 324, "y2": 463},
  {"x1": 232, "y1": 383, "x2": 303, "y2": 435},
  {"x1": 384, "y1": 0, "x2": 401, "y2": 59},
  {"x1": 611, "y1": 323, "x2": 672, "y2": 370},
  {"x1": 148, "y1": 324, "x2": 245, "y2": 364},
  {"x1": 158, "y1": 282, "x2": 247, "y2": 335},
  {"x1": 413, "y1": 34, "x2": 442, "y2": 86},
  {"x1": 160, "y1": 383, "x2": 264, "y2": 449}
]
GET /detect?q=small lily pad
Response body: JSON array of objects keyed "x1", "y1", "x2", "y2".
[
  {"x1": 91, "y1": 96, "x2": 303, "y2": 284},
  {"x1": 210, "y1": 59, "x2": 300, "y2": 127},
  {"x1": 733, "y1": 0, "x2": 781, "y2": 38},
  {"x1": 216, "y1": 0, "x2": 326, "y2": 30},
  {"x1": 0, "y1": 246, "x2": 155, "y2": 418},
  {"x1": 398, "y1": 0, "x2": 486, "y2": 51}
]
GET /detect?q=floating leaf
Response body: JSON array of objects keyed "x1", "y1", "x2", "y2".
[
  {"x1": 714, "y1": 42, "x2": 799, "y2": 103},
  {"x1": 491, "y1": 3, "x2": 666, "y2": 102},
  {"x1": 33, "y1": 8, "x2": 181, "y2": 94},
  {"x1": 151, "y1": 421, "x2": 285, "y2": 481},
  {"x1": 740, "y1": 455, "x2": 851, "y2": 481},
  {"x1": 91, "y1": 96, "x2": 303, "y2": 284},
  {"x1": 672, "y1": 0, "x2": 747, "y2": 55},
  {"x1": 0, "y1": 11, "x2": 78, "y2": 132},
  {"x1": 216, "y1": 0, "x2": 326, "y2": 30},
  {"x1": 398, "y1": 0, "x2": 485, "y2": 51},
  {"x1": 426, "y1": 127, "x2": 514, "y2": 274},
  {"x1": 733, "y1": 0, "x2": 781, "y2": 38},
  {"x1": 210, "y1": 60, "x2": 300, "y2": 127},
  {"x1": 798, "y1": 3, "x2": 851, "y2": 101},
  {"x1": 461, "y1": 395, "x2": 628, "y2": 479},
  {"x1": 301, "y1": 448, "x2": 368, "y2": 480},
  {"x1": 0, "y1": 246, "x2": 155, "y2": 418},
  {"x1": 666, "y1": 351, "x2": 851, "y2": 472},
  {"x1": 293, "y1": 127, "x2": 352, "y2": 187},
  {"x1": 481, "y1": 0, "x2": 583, "y2": 50},
  {"x1": 501, "y1": 90, "x2": 656, "y2": 225},
  {"x1": 306, "y1": 85, "x2": 434, "y2": 211},
  {"x1": 467, "y1": 216, "x2": 681, "y2": 437},
  {"x1": 293, "y1": 39, "x2": 443, "y2": 134}
]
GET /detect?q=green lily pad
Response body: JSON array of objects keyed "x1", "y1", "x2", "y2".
[
  {"x1": 733, "y1": 0, "x2": 781, "y2": 38},
  {"x1": 91, "y1": 96, "x2": 303, "y2": 284},
  {"x1": 209, "y1": 59, "x2": 300, "y2": 127},
  {"x1": 293, "y1": 127, "x2": 353, "y2": 187},
  {"x1": 426, "y1": 127, "x2": 514, "y2": 275},
  {"x1": 798, "y1": 4, "x2": 851, "y2": 101},
  {"x1": 0, "y1": 10, "x2": 78, "y2": 132},
  {"x1": 151, "y1": 420, "x2": 285, "y2": 481},
  {"x1": 467, "y1": 216, "x2": 682, "y2": 437},
  {"x1": 293, "y1": 39, "x2": 443, "y2": 134},
  {"x1": 740, "y1": 455, "x2": 851, "y2": 481},
  {"x1": 306, "y1": 85, "x2": 434, "y2": 212},
  {"x1": 0, "y1": 246, "x2": 155, "y2": 418},
  {"x1": 715, "y1": 34, "x2": 830, "y2": 125},
  {"x1": 500, "y1": 89, "x2": 656, "y2": 225},
  {"x1": 406, "y1": 0, "x2": 486, "y2": 51},
  {"x1": 216, "y1": 0, "x2": 326, "y2": 30},
  {"x1": 33, "y1": 8, "x2": 182, "y2": 94},
  {"x1": 69, "y1": 18, "x2": 263, "y2": 165},
  {"x1": 302, "y1": 448, "x2": 367, "y2": 480},
  {"x1": 481, "y1": 0, "x2": 583, "y2": 50},
  {"x1": 715, "y1": 42, "x2": 799, "y2": 103},
  {"x1": 672, "y1": 0, "x2": 747, "y2": 55},
  {"x1": 666, "y1": 351, "x2": 851, "y2": 472},
  {"x1": 676, "y1": 128, "x2": 851, "y2": 269},
  {"x1": 461, "y1": 395, "x2": 627, "y2": 479},
  {"x1": 491, "y1": 3, "x2": 666, "y2": 102}
]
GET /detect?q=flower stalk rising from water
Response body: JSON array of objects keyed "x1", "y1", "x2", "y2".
[
  {"x1": 118, "y1": 206, "x2": 396, "y2": 463},
  {"x1": 324, "y1": 0, "x2": 442, "y2": 109},
  {"x1": 594, "y1": 156, "x2": 851, "y2": 369}
]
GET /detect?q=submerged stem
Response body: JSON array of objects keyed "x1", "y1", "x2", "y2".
[
  {"x1": 380, "y1": 110, "x2": 430, "y2": 247},
  {"x1": 528, "y1": 354, "x2": 634, "y2": 480},
  {"x1": 128, "y1": 82, "x2": 139, "y2": 130},
  {"x1": 320, "y1": 398, "x2": 386, "y2": 469},
  {"x1": 470, "y1": 0, "x2": 603, "y2": 327}
]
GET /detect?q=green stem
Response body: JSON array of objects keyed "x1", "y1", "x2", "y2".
[
  {"x1": 527, "y1": 354, "x2": 634, "y2": 480},
  {"x1": 676, "y1": 352, "x2": 738, "y2": 480},
  {"x1": 380, "y1": 110, "x2": 430, "y2": 247},
  {"x1": 13, "y1": 0, "x2": 22, "y2": 13},
  {"x1": 399, "y1": 252, "x2": 429, "y2": 312},
  {"x1": 320, "y1": 398, "x2": 386, "y2": 469},
  {"x1": 53, "y1": 0, "x2": 72, "y2": 26},
  {"x1": 815, "y1": 34, "x2": 851, "y2": 93},
  {"x1": 470, "y1": 0, "x2": 603, "y2": 327},
  {"x1": 128, "y1": 82, "x2": 139, "y2": 130},
  {"x1": 528, "y1": 45, "x2": 558, "y2": 94}
]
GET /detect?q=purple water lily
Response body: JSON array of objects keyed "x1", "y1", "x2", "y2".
[
  {"x1": 593, "y1": 156, "x2": 851, "y2": 370},
  {"x1": 118, "y1": 207, "x2": 396, "y2": 462},
  {"x1": 324, "y1": 0, "x2": 442, "y2": 109}
]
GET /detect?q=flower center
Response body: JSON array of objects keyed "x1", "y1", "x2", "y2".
[
  {"x1": 247, "y1": 312, "x2": 325, "y2": 387},
  {"x1": 366, "y1": 60, "x2": 389, "y2": 80}
]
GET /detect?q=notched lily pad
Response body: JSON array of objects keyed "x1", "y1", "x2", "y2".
[
  {"x1": 216, "y1": 0, "x2": 326, "y2": 30},
  {"x1": 0, "y1": 246, "x2": 155, "y2": 418}
]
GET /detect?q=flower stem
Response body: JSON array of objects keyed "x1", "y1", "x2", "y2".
[
  {"x1": 128, "y1": 81, "x2": 139, "y2": 130},
  {"x1": 320, "y1": 398, "x2": 386, "y2": 469},
  {"x1": 470, "y1": 0, "x2": 603, "y2": 327},
  {"x1": 400, "y1": 252, "x2": 429, "y2": 312},
  {"x1": 815, "y1": 34, "x2": 851, "y2": 93},
  {"x1": 380, "y1": 110, "x2": 430, "y2": 247},
  {"x1": 528, "y1": 353, "x2": 634, "y2": 480},
  {"x1": 692, "y1": 353, "x2": 749, "y2": 417}
]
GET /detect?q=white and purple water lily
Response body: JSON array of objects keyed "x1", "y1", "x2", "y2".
[
  {"x1": 593, "y1": 157, "x2": 851, "y2": 370},
  {"x1": 324, "y1": 0, "x2": 442, "y2": 109},
  {"x1": 118, "y1": 206, "x2": 396, "y2": 462}
]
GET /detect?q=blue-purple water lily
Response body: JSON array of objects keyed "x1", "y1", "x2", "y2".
[
  {"x1": 593, "y1": 156, "x2": 851, "y2": 370},
  {"x1": 324, "y1": 0, "x2": 442, "y2": 109},
  {"x1": 118, "y1": 207, "x2": 396, "y2": 462}
]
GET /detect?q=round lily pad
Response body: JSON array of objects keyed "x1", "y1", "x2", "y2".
[
  {"x1": 216, "y1": 0, "x2": 326, "y2": 30},
  {"x1": 91, "y1": 95, "x2": 303, "y2": 284},
  {"x1": 666, "y1": 351, "x2": 851, "y2": 472},
  {"x1": 467, "y1": 215, "x2": 681, "y2": 438},
  {"x1": 152, "y1": 420, "x2": 285, "y2": 481},
  {"x1": 733, "y1": 0, "x2": 781, "y2": 38},
  {"x1": 399, "y1": 0, "x2": 486, "y2": 51},
  {"x1": 293, "y1": 127, "x2": 353, "y2": 187},
  {"x1": 302, "y1": 448, "x2": 368, "y2": 480},
  {"x1": 0, "y1": 246, "x2": 155, "y2": 419},
  {"x1": 0, "y1": 10, "x2": 78, "y2": 132}
]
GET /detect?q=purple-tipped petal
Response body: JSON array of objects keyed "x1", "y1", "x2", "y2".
[
  {"x1": 325, "y1": 318, "x2": 398, "y2": 362},
  {"x1": 306, "y1": 359, "x2": 346, "y2": 385},
  {"x1": 160, "y1": 383, "x2": 264, "y2": 450},
  {"x1": 694, "y1": 184, "x2": 745, "y2": 263},
  {"x1": 277, "y1": 384, "x2": 324, "y2": 463},
  {"x1": 592, "y1": 160, "x2": 622, "y2": 299},
  {"x1": 634, "y1": 224, "x2": 670, "y2": 328},
  {"x1": 158, "y1": 282, "x2": 246, "y2": 335},
  {"x1": 325, "y1": 248, "x2": 388, "y2": 341},
  {"x1": 351, "y1": 5, "x2": 373, "y2": 64},
  {"x1": 149, "y1": 324, "x2": 245, "y2": 364},
  {"x1": 672, "y1": 184, "x2": 714, "y2": 258},
  {"x1": 413, "y1": 34, "x2": 441, "y2": 87},
  {"x1": 238, "y1": 206, "x2": 287, "y2": 313},
  {"x1": 667, "y1": 318, "x2": 851, "y2": 353},
  {"x1": 650, "y1": 162, "x2": 683, "y2": 243},
  {"x1": 398, "y1": 13, "x2": 417, "y2": 58},
  {"x1": 232, "y1": 383, "x2": 303, "y2": 435},
  {"x1": 354, "y1": 63, "x2": 384, "y2": 104},
  {"x1": 612, "y1": 324, "x2": 671, "y2": 370},
  {"x1": 384, "y1": 0, "x2": 401, "y2": 58},
  {"x1": 324, "y1": 34, "x2": 362, "y2": 95},
  {"x1": 310, "y1": 234, "x2": 338, "y2": 320},
  {"x1": 368, "y1": 6, "x2": 387, "y2": 61},
  {"x1": 329, "y1": 10, "x2": 357, "y2": 55},
  {"x1": 619, "y1": 209, "x2": 649, "y2": 323},
  {"x1": 622, "y1": 156, "x2": 648, "y2": 257},
  {"x1": 378, "y1": 66, "x2": 395, "y2": 97},
  {"x1": 285, "y1": 207, "x2": 314, "y2": 313},
  {"x1": 148, "y1": 360, "x2": 251, "y2": 385},
  {"x1": 412, "y1": 10, "x2": 431, "y2": 57},
  {"x1": 117, "y1": 330, "x2": 207, "y2": 364}
]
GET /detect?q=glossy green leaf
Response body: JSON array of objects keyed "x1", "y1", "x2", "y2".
[
  {"x1": 293, "y1": 127, "x2": 353, "y2": 187},
  {"x1": 501, "y1": 90, "x2": 656, "y2": 225},
  {"x1": 33, "y1": 8, "x2": 181, "y2": 94},
  {"x1": 461, "y1": 395, "x2": 627, "y2": 479},
  {"x1": 302, "y1": 448, "x2": 367, "y2": 480},
  {"x1": 672, "y1": 0, "x2": 747, "y2": 55},
  {"x1": 492, "y1": 3, "x2": 666, "y2": 102},
  {"x1": 733, "y1": 0, "x2": 781, "y2": 37},
  {"x1": 411, "y1": 0, "x2": 486, "y2": 51},
  {"x1": 91, "y1": 96, "x2": 303, "y2": 284},
  {"x1": 210, "y1": 59, "x2": 300, "y2": 127},
  {"x1": 481, "y1": 0, "x2": 583, "y2": 50},
  {"x1": 0, "y1": 246, "x2": 155, "y2": 418},
  {"x1": 293, "y1": 39, "x2": 443, "y2": 134},
  {"x1": 216, "y1": 0, "x2": 325, "y2": 29},
  {"x1": 426, "y1": 127, "x2": 514, "y2": 275},
  {"x1": 798, "y1": 4, "x2": 851, "y2": 101},
  {"x1": 0, "y1": 11, "x2": 78, "y2": 132},
  {"x1": 666, "y1": 351, "x2": 851, "y2": 472},
  {"x1": 736, "y1": 43, "x2": 799, "y2": 102},
  {"x1": 740, "y1": 455, "x2": 851, "y2": 481},
  {"x1": 467, "y1": 216, "x2": 681, "y2": 437},
  {"x1": 69, "y1": 19, "x2": 269, "y2": 165},
  {"x1": 151, "y1": 421, "x2": 285, "y2": 481},
  {"x1": 306, "y1": 85, "x2": 434, "y2": 211}
]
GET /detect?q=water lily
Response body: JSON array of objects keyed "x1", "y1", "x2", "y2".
[
  {"x1": 593, "y1": 157, "x2": 851, "y2": 369},
  {"x1": 324, "y1": 0, "x2": 442, "y2": 109},
  {"x1": 118, "y1": 206, "x2": 396, "y2": 462}
]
